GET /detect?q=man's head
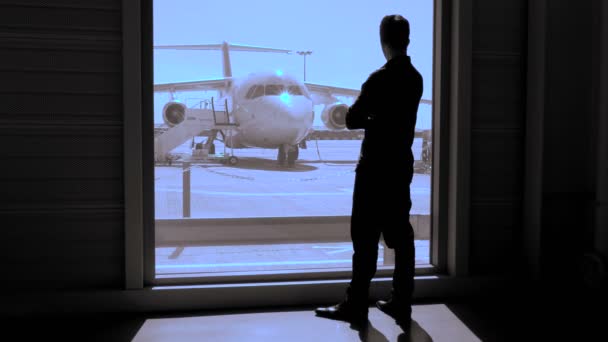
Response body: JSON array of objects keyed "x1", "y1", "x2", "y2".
[{"x1": 379, "y1": 14, "x2": 410, "y2": 60}]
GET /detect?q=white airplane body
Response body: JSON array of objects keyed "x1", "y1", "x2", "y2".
[
  {"x1": 154, "y1": 42, "x2": 431, "y2": 165},
  {"x1": 225, "y1": 72, "x2": 314, "y2": 148}
]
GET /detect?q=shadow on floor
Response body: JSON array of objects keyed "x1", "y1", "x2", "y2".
[
  {"x1": 352, "y1": 319, "x2": 433, "y2": 342},
  {"x1": 5, "y1": 314, "x2": 146, "y2": 342}
]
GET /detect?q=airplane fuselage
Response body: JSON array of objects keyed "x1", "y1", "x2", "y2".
[{"x1": 224, "y1": 71, "x2": 315, "y2": 149}]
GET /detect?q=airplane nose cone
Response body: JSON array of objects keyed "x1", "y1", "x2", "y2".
[
  {"x1": 277, "y1": 97, "x2": 313, "y2": 122},
  {"x1": 275, "y1": 99, "x2": 313, "y2": 143},
  {"x1": 284, "y1": 106, "x2": 311, "y2": 122}
]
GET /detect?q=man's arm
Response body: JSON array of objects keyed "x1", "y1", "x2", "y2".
[{"x1": 345, "y1": 75, "x2": 378, "y2": 130}]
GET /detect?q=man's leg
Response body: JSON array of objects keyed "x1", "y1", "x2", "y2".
[
  {"x1": 379, "y1": 234, "x2": 414, "y2": 331},
  {"x1": 392, "y1": 227, "x2": 415, "y2": 308},
  {"x1": 348, "y1": 211, "x2": 382, "y2": 305},
  {"x1": 314, "y1": 218, "x2": 379, "y2": 325},
  {"x1": 315, "y1": 170, "x2": 379, "y2": 325},
  {"x1": 377, "y1": 187, "x2": 415, "y2": 330},
  {"x1": 348, "y1": 169, "x2": 382, "y2": 304}
]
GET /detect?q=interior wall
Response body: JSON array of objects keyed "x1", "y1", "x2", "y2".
[
  {"x1": 532, "y1": 0, "x2": 602, "y2": 290},
  {"x1": 595, "y1": 0, "x2": 608, "y2": 265},
  {"x1": 468, "y1": 0, "x2": 527, "y2": 275},
  {"x1": 522, "y1": 4, "x2": 606, "y2": 335},
  {"x1": 0, "y1": 0, "x2": 125, "y2": 290}
]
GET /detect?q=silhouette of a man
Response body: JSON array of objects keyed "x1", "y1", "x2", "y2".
[{"x1": 315, "y1": 14, "x2": 423, "y2": 332}]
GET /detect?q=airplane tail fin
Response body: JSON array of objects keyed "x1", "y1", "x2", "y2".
[{"x1": 154, "y1": 42, "x2": 293, "y2": 78}]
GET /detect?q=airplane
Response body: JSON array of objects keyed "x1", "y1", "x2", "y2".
[{"x1": 154, "y1": 41, "x2": 432, "y2": 166}]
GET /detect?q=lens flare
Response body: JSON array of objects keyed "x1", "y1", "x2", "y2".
[{"x1": 279, "y1": 92, "x2": 290, "y2": 103}]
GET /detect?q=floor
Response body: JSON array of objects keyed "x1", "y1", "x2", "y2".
[
  {"x1": 3, "y1": 302, "x2": 494, "y2": 342},
  {"x1": 131, "y1": 304, "x2": 477, "y2": 342},
  {"x1": 5, "y1": 294, "x2": 605, "y2": 341}
]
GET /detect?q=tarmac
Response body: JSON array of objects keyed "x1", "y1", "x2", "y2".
[{"x1": 155, "y1": 139, "x2": 431, "y2": 276}]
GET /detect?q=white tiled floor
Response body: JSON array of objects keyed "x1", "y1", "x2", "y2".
[{"x1": 132, "y1": 305, "x2": 480, "y2": 342}]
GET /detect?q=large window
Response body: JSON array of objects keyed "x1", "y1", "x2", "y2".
[{"x1": 152, "y1": 0, "x2": 434, "y2": 281}]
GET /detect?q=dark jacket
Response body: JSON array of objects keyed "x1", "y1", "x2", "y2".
[{"x1": 345, "y1": 55, "x2": 423, "y2": 175}]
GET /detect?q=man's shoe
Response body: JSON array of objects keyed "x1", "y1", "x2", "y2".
[
  {"x1": 376, "y1": 299, "x2": 412, "y2": 330},
  {"x1": 315, "y1": 301, "x2": 368, "y2": 326}
]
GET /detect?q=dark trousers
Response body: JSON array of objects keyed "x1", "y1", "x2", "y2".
[{"x1": 347, "y1": 168, "x2": 415, "y2": 307}]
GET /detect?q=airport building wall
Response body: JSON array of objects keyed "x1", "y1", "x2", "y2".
[
  {"x1": 467, "y1": 0, "x2": 527, "y2": 274},
  {"x1": 528, "y1": 0, "x2": 603, "y2": 290},
  {"x1": 0, "y1": 0, "x2": 605, "y2": 314},
  {"x1": 0, "y1": 0, "x2": 125, "y2": 290}
]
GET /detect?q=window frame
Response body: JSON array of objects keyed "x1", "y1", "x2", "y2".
[{"x1": 124, "y1": 0, "x2": 472, "y2": 291}]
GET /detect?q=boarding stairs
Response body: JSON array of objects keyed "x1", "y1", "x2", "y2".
[{"x1": 154, "y1": 97, "x2": 237, "y2": 162}]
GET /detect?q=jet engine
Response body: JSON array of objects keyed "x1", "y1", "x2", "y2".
[
  {"x1": 321, "y1": 103, "x2": 349, "y2": 130},
  {"x1": 162, "y1": 101, "x2": 187, "y2": 127}
]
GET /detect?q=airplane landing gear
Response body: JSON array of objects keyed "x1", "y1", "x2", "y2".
[
  {"x1": 277, "y1": 145, "x2": 286, "y2": 166},
  {"x1": 278, "y1": 144, "x2": 299, "y2": 167},
  {"x1": 287, "y1": 146, "x2": 299, "y2": 167}
]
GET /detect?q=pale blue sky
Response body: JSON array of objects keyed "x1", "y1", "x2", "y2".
[{"x1": 153, "y1": 0, "x2": 434, "y2": 127}]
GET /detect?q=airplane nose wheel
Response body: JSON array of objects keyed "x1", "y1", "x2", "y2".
[
  {"x1": 287, "y1": 146, "x2": 299, "y2": 167},
  {"x1": 277, "y1": 145, "x2": 286, "y2": 166},
  {"x1": 277, "y1": 145, "x2": 298, "y2": 167}
]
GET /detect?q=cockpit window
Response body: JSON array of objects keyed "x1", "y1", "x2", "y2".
[
  {"x1": 264, "y1": 84, "x2": 285, "y2": 96},
  {"x1": 246, "y1": 84, "x2": 309, "y2": 99},
  {"x1": 245, "y1": 85, "x2": 256, "y2": 99},
  {"x1": 287, "y1": 85, "x2": 303, "y2": 95},
  {"x1": 246, "y1": 85, "x2": 265, "y2": 99},
  {"x1": 253, "y1": 85, "x2": 264, "y2": 98}
]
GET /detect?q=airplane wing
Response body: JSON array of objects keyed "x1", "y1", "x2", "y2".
[
  {"x1": 305, "y1": 82, "x2": 360, "y2": 98},
  {"x1": 154, "y1": 78, "x2": 231, "y2": 92},
  {"x1": 304, "y1": 82, "x2": 360, "y2": 105},
  {"x1": 155, "y1": 43, "x2": 291, "y2": 54},
  {"x1": 304, "y1": 82, "x2": 432, "y2": 106}
]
